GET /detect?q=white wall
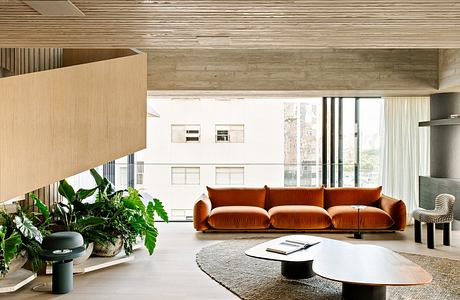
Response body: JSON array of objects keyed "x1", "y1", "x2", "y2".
[{"x1": 136, "y1": 97, "x2": 284, "y2": 219}]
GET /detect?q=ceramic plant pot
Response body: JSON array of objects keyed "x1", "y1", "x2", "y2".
[
  {"x1": 4, "y1": 250, "x2": 28, "y2": 276},
  {"x1": 74, "y1": 242, "x2": 94, "y2": 265},
  {"x1": 93, "y1": 238, "x2": 123, "y2": 257}
]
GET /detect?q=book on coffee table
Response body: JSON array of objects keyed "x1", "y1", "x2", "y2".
[{"x1": 266, "y1": 239, "x2": 321, "y2": 255}]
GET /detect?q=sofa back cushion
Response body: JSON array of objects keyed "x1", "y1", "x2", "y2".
[
  {"x1": 265, "y1": 186, "x2": 324, "y2": 209},
  {"x1": 206, "y1": 186, "x2": 266, "y2": 208},
  {"x1": 325, "y1": 187, "x2": 382, "y2": 208}
]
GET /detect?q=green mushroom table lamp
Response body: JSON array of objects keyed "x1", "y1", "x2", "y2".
[{"x1": 40, "y1": 231, "x2": 85, "y2": 294}]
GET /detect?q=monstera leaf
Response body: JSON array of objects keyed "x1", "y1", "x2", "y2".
[
  {"x1": 0, "y1": 226, "x2": 22, "y2": 277},
  {"x1": 13, "y1": 215, "x2": 43, "y2": 244}
]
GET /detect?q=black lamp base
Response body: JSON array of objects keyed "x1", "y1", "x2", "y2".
[{"x1": 52, "y1": 259, "x2": 73, "y2": 294}]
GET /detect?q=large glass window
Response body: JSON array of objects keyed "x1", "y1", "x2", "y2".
[
  {"x1": 284, "y1": 103, "x2": 298, "y2": 186},
  {"x1": 130, "y1": 96, "x2": 382, "y2": 221},
  {"x1": 327, "y1": 97, "x2": 382, "y2": 187},
  {"x1": 284, "y1": 99, "x2": 323, "y2": 187},
  {"x1": 299, "y1": 100, "x2": 323, "y2": 187},
  {"x1": 341, "y1": 98, "x2": 357, "y2": 187},
  {"x1": 358, "y1": 98, "x2": 382, "y2": 186}
]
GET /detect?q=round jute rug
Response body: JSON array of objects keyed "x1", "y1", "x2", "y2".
[{"x1": 196, "y1": 238, "x2": 460, "y2": 300}]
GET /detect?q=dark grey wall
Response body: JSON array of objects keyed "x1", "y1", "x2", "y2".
[
  {"x1": 420, "y1": 176, "x2": 460, "y2": 219},
  {"x1": 430, "y1": 93, "x2": 460, "y2": 178}
]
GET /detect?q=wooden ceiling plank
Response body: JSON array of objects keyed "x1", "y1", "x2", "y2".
[{"x1": 1, "y1": 0, "x2": 460, "y2": 48}]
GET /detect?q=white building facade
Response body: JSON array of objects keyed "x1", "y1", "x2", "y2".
[{"x1": 136, "y1": 97, "x2": 285, "y2": 220}]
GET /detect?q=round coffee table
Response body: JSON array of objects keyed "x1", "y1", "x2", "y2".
[
  {"x1": 245, "y1": 235, "x2": 347, "y2": 279},
  {"x1": 313, "y1": 243, "x2": 432, "y2": 300}
]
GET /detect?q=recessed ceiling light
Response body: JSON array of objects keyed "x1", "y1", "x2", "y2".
[{"x1": 24, "y1": 0, "x2": 85, "y2": 16}]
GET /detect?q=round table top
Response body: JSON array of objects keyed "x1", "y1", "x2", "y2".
[
  {"x1": 40, "y1": 246, "x2": 86, "y2": 261},
  {"x1": 245, "y1": 235, "x2": 348, "y2": 263},
  {"x1": 41, "y1": 231, "x2": 85, "y2": 261},
  {"x1": 312, "y1": 243, "x2": 432, "y2": 286},
  {"x1": 42, "y1": 231, "x2": 84, "y2": 251}
]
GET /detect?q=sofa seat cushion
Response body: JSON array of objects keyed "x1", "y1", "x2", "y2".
[
  {"x1": 268, "y1": 205, "x2": 331, "y2": 229},
  {"x1": 208, "y1": 206, "x2": 270, "y2": 230},
  {"x1": 207, "y1": 187, "x2": 266, "y2": 208},
  {"x1": 265, "y1": 186, "x2": 324, "y2": 209},
  {"x1": 328, "y1": 205, "x2": 394, "y2": 230},
  {"x1": 325, "y1": 187, "x2": 382, "y2": 208}
]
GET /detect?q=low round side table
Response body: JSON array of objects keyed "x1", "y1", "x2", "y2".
[
  {"x1": 351, "y1": 205, "x2": 367, "y2": 239},
  {"x1": 40, "y1": 232, "x2": 85, "y2": 294}
]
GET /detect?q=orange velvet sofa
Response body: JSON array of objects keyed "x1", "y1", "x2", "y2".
[{"x1": 193, "y1": 186, "x2": 406, "y2": 232}]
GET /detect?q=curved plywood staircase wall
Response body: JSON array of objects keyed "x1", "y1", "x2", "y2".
[{"x1": 0, "y1": 48, "x2": 147, "y2": 202}]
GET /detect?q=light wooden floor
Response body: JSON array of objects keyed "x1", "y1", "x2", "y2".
[{"x1": 4, "y1": 223, "x2": 460, "y2": 300}]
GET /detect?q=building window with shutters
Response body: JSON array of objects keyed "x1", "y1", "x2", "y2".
[
  {"x1": 215, "y1": 124, "x2": 244, "y2": 143},
  {"x1": 118, "y1": 165, "x2": 128, "y2": 188},
  {"x1": 136, "y1": 161, "x2": 145, "y2": 185},
  {"x1": 171, "y1": 167, "x2": 200, "y2": 185},
  {"x1": 171, "y1": 124, "x2": 201, "y2": 143},
  {"x1": 215, "y1": 167, "x2": 244, "y2": 185}
]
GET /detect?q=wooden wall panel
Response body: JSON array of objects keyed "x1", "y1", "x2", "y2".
[
  {"x1": 439, "y1": 49, "x2": 460, "y2": 92},
  {"x1": 0, "y1": 48, "x2": 64, "y2": 206},
  {"x1": 145, "y1": 49, "x2": 438, "y2": 96},
  {"x1": 63, "y1": 49, "x2": 136, "y2": 66},
  {"x1": 0, "y1": 50, "x2": 147, "y2": 202}
]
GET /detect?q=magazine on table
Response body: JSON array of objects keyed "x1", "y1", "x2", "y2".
[{"x1": 266, "y1": 239, "x2": 321, "y2": 255}]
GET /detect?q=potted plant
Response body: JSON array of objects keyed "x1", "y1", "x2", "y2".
[
  {"x1": 0, "y1": 224, "x2": 23, "y2": 277},
  {"x1": 53, "y1": 169, "x2": 168, "y2": 258},
  {"x1": 0, "y1": 195, "x2": 49, "y2": 277},
  {"x1": 87, "y1": 169, "x2": 168, "y2": 257},
  {"x1": 54, "y1": 181, "x2": 105, "y2": 264}
]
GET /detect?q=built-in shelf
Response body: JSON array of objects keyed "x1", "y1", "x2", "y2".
[
  {"x1": 0, "y1": 269, "x2": 36, "y2": 293},
  {"x1": 419, "y1": 118, "x2": 460, "y2": 127},
  {"x1": 46, "y1": 251, "x2": 134, "y2": 275},
  {"x1": 46, "y1": 243, "x2": 142, "y2": 275}
]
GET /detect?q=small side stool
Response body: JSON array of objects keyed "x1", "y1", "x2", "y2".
[
  {"x1": 412, "y1": 194, "x2": 455, "y2": 249},
  {"x1": 40, "y1": 232, "x2": 85, "y2": 294}
]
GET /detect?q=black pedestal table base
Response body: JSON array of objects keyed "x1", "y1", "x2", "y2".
[
  {"x1": 280, "y1": 261, "x2": 315, "y2": 279},
  {"x1": 342, "y1": 283, "x2": 386, "y2": 300}
]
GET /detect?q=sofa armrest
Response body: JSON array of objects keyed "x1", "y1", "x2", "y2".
[
  {"x1": 379, "y1": 194, "x2": 406, "y2": 231},
  {"x1": 193, "y1": 193, "x2": 212, "y2": 231}
]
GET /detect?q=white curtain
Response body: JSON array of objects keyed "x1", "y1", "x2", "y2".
[{"x1": 380, "y1": 97, "x2": 430, "y2": 224}]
